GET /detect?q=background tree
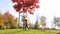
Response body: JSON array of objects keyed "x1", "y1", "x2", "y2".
[
  {"x1": 0, "y1": 13, "x2": 4, "y2": 29},
  {"x1": 40, "y1": 16, "x2": 46, "y2": 30},
  {"x1": 14, "y1": 18, "x2": 18, "y2": 29},
  {"x1": 34, "y1": 13, "x2": 39, "y2": 29},
  {"x1": 53, "y1": 17, "x2": 60, "y2": 29},
  {"x1": 35, "y1": 20, "x2": 39, "y2": 29},
  {"x1": 0, "y1": 11, "x2": 19, "y2": 29},
  {"x1": 29, "y1": 23, "x2": 34, "y2": 28},
  {"x1": 4, "y1": 11, "x2": 15, "y2": 29},
  {"x1": 53, "y1": 17, "x2": 59, "y2": 29},
  {"x1": 57, "y1": 23, "x2": 60, "y2": 28}
]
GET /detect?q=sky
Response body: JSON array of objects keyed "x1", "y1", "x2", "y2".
[
  {"x1": 0, "y1": 0, "x2": 19, "y2": 18},
  {"x1": 0, "y1": 0, "x2": 60, "y2": 28}
]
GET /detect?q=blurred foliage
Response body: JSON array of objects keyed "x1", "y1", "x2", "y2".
[
  {"x1": 40, "y1": 16, "x2": 46, "y2": 29},
  {"x1": 53, "y1": 17, "x2": 60, "y2": 28},
  {"x1": 34, "y1": 20, "x2": 39, "y2": 29},
  {"x1": 0, "y1": 11, "x2": 18, "y2": 29}
]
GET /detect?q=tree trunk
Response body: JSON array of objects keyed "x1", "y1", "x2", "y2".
[{"x1": 18, "y1": 12, "x2": 20, "y2": 28}]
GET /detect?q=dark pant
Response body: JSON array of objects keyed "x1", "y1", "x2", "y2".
[{"x1": 23, "y1": 25, "x2": 29, "y2": 30}]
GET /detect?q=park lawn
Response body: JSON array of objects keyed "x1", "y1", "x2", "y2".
[{"x1": 0, "y1": 29, "x2": 60, "y2": 34}]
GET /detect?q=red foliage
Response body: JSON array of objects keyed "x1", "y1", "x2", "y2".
[
  {"x1": 28, "y1": 9, "x2": 34, "y2": 14},
  {"x1": 35, "y1": 0, "x2": 39, "y2": 3},
  {"x1": 12, "y1": 0, "x2": 40, "y2": 15},
  {"x1": 12, "y1": 0, "x2": 22, "y2": 3},
  {"x1": 35, "y1": 5, "x2": 40, "y2": 8},
  {"x1": 13, "y1": 3, "x2": 22, "y2": 12},
  {"x1": 12, "y1": 0, "x2": 39, "y2": 3},
  {"x1": 24, "y1": 2, "x2": 33, "y2": 7},
  {"x1": 4, "y1": 11, "x2": 14, "y2": 20},
  {"x1": 12, "y1": 0, "x2": 17, "y2": 3},
  {"x1": 23, "y1": 8, "x2": 27, "y2": 13}
]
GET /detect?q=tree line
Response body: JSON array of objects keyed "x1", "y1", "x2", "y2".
[{"x1": 0, "y1": 11, "x2": 60, "y2": 30}]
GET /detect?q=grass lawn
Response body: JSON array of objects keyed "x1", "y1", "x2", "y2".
[{"x1": 0, "y1": 29, "x2": 60, "y2": 34}]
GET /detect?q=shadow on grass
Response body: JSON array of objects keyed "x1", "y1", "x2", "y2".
[{"x1": 58, "y1": 33, "x2": 60, "y2": 34}]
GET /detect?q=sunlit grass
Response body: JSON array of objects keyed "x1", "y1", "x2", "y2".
[{"x1": 0, "y1": 29, "x2": 60, "y2": 34}]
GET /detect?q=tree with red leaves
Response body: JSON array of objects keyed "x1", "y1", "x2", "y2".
[
  {"x1": 12, "y1": 0, "x2": 40, "y2": 14},
  {"x1": 12, "y1": 0, "x2": 40, "y2": 29},
  {"x1": 4, "y1": 11, "x2": 15, "y2": 29}
]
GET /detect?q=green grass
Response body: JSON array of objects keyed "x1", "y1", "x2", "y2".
[{"x1": 0, "y1": 29, "x2": 60, "y2": 34}]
